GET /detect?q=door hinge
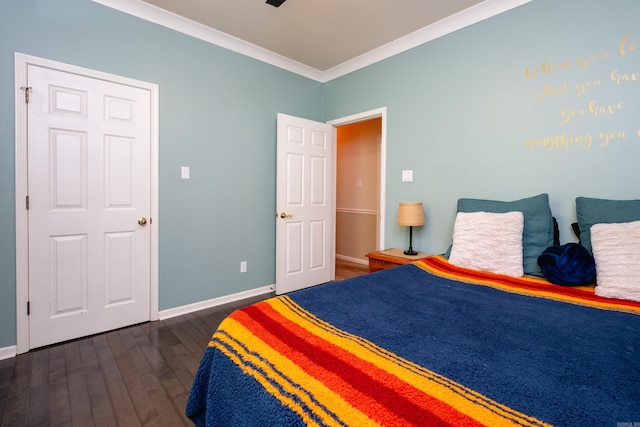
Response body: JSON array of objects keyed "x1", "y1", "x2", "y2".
[
  {"x1": 26, "y1": 195, "x2": 29, "y2": 210},
  {"x1": 20, "y1": 86, "x2": 32, "y2": 104},
  {"x1": 27, "y1": 301, "x2": 30, "y2": 316}
]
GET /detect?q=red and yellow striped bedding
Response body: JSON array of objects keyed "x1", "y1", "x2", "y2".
[
  {"x1": 188, "y1": 256, "x2": 640, "y2": 426},
  {"x1": 210, "y1": 296, "x2": 550, "y2": 427},
  {"x1": 416, "y1": 256, "x2": 640, "y2": 315}
]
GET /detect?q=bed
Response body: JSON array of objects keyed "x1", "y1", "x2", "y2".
[{"x1": 186, "y1": 195, "x2": 640, "y2": 426}]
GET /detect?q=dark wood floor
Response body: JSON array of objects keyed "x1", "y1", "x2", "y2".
[{"x1": 0, "y1": 259, "x2": 368, "y2": 427}]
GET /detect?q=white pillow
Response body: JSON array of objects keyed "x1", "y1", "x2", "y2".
[
  {"x1": 448, "y1": 211, "x2": 524, "y2": 277},
  {"x1": 591, "y1": 220, "x2": 640, "y2": 302}
]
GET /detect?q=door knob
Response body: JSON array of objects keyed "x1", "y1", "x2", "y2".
[
  {"x1": 279, "y1": 212, "x2": 292, "y2": 219},
  {"x1": 138, "y1": 217, "x2": 148, "y2": 226}
]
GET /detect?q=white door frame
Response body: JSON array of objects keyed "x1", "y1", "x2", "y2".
[
  {"x1": 329, "y1": 107, "x2": 387, "y2": 251},
  {"x1": 14, "y1": 53, "x2": 160, "y2": 354}
]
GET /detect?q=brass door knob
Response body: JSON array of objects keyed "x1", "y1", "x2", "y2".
[
  {"x1": 138, "y1": 217, "x2": 148, "y2": 226},
  {"x1": 279, "y1": 212, "x2": 292, "y2": 219}
]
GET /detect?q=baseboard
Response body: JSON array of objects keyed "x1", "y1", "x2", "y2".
[
  {"x1": 158, "y1": 284, "x2": 275, "y2": 320},
  {"x1": 336, "y1": 254, "x2": 368, "y2": 266},
  {"x1": 0, "y1": 345, "x2": 17, "y2": 360},
  {"x1": 0, "y1": 287, "x2": 275, "y2": 359}
]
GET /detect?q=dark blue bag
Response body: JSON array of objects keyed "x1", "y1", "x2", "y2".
[{"x1": 537, "y1": 243, "x2": 596, "y2": 286}]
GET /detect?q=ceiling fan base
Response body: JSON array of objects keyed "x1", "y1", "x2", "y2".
[{"x1": 266, "y1": 0, "x2": 286, "y2": 7}]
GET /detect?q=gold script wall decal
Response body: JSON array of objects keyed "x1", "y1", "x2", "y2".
[{"x1": 523, "y1": 34, "x2": 639, "y2": 151}]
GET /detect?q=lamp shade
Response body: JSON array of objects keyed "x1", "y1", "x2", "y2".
[{"x1": 397, "y1": 202, "x2": 425, "y2": 226}]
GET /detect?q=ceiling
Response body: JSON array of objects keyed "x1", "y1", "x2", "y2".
[
  {"x1": 94, "y1": 0, "x2": 530, "y2": 81},
  {"x1": 139, "y1": 0, "x2": 484, "y2": 72}
]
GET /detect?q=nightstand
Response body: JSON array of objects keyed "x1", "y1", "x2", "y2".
[{"x1": 365, "y1": 248, "x2": 428, "y2": 273}]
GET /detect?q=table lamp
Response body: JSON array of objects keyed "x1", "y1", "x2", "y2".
[{"x1": 397, "y1": 202, "x2": 425, "y2": 255}]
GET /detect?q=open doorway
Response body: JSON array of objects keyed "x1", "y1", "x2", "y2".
[
  {"x1": 274, "y1": 108, "x2": 385, "y2": 287},
  {"x1": 330, "y1": 108, "x2": 386, "y2": 266}
]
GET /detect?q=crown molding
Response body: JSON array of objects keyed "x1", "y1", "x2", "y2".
[
  {"x1": 322, "y1": 0, "x2": 532, "y2": 82},
  {"x1": 91, "y1": 0, "x2": 324, "y2": 81},
  {"x1": 92, "y1": 0, "x2": 531, "y2": 83}
]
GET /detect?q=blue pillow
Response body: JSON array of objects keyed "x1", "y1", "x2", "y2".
[
  {"x1": 576, "y1": 197, "x2": 640, "y2": 253},
  {"x1": 537, "y1": 243, "x2": 596, "y2": 286},
  {"x1": 451, "y1": 194, "x2": 554, "y2": 276}
]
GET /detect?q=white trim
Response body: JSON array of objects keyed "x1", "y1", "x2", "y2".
[
  {"x1": 3, "y1": 285, "x2": 274, "y2": 358},
  {"x1": 336, "y1": 254, "x2": 368, "y2": 266},
  {"x1": 14, "y1": 55, "x2": 29, "y2": 356},
  {"x1": 336, "y1": 208, "x2": 378, "y2": 216},
  {"x1": 91, "y1": 0, "x2": 323, "y2": 82},
  {"x1": 14, "y1": 53, "x2": 160, "y2": 354},
  {"x1": 91, "y1": 0, "x2": 531, "y2": 83},
  {"x1": 329, "y1": 107, "x2": 387, "y2": 250},
  {"x1": 330, "y1": 126, "x2": 338, "y2": 281},
  {"x1": 322, "y1": 0, "x2": 532, "y2": 82},
  {"x1": 158, "y1": 285, "x2": 275, "y2": 321},
  {"x1": 0, "y1": 346, "x2": 17, "y2": 361}
]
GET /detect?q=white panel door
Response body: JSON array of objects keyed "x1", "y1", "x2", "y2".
[
  {"x1": 27, "y1": 64, "x2": 151, "y2": 349},
  {"x1": 276, "y1": 113, "x2": 334, "y2": 294}
]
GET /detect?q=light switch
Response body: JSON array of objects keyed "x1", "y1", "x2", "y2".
[
  {"x1": 181, "y1": 166, "x2": 190, "y2": 180},
  {"x1": 402, "y1": 170, "x2": 413, "y2": 182}
]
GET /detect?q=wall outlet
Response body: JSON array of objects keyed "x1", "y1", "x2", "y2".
[
  {"x1": 240, "y1": 261, "x2": 247, "y2": 273},
  {"x1": 181, "y1": 166, "x2": 190, "y2": 179}
]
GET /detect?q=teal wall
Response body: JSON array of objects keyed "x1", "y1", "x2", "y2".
[
  {"x1": 324, "y1": 0, "x2": 640, "y2": 256},
  {"x1": 0, "y1": 0, "x2": 322, "y2": 348},
  {"x1": 2, "y1": 0, "x2": 639, "y2": 349}
]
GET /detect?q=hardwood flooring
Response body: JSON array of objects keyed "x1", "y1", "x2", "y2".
[
  {"x1": 0, "y1": 260, "x2": 368, "y2": 427},
  {"x1": 333, "y1": 257, "x2": 369, "y2": 281}
]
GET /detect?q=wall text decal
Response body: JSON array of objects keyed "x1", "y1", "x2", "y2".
[{"x1": 523, "y1": 34, "x2": 639, "y2": 151}]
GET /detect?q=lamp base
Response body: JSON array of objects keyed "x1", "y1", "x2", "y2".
[{"x1": 404, "y1": 225, "x2": 418, "y2": 256}]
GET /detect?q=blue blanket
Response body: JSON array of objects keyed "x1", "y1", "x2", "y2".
[{"x1": 187, "y1": 257, "x2": 640, "y2": 426}]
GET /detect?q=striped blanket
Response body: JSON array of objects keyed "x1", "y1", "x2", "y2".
[{"x1": 186, "y1": 256, "x2": 640, "y2": 426}]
